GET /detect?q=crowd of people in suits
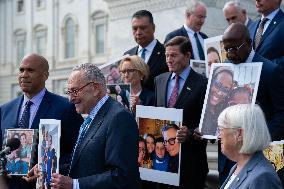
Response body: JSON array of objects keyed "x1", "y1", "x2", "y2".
[{"x1": 0, "y1": 0, "x2": 284, "y2": 189}]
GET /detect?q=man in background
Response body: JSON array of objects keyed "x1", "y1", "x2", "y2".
[
  {"x1": 124, "y1": 10, "x2": 168, "y2": 91},
  {"x1": 223, "y1": 0, "x2": 253, "y2": 26},
  {"x1": 164, "y1": 1, "x2": 208, "y2": 60}
]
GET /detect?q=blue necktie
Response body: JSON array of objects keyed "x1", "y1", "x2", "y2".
[
  {"x1": 141, "y1": 48, "x2": 147, "y2": 60},
  {"x1": 69, "y1": 116, "x2": 92, "y2": 173},
  {"x1": 194, "y1": 33, "x2": 205, "y2": 60},
  {"x1": 19, "y1": 100, "x2": 33, "y2": 128}
]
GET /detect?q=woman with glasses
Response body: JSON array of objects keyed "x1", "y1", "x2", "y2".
[
  {"x1": 218, "y1": 104, "x2": 282, "y2": 189},
  {"x1": 119, "y1": 55, "x2": 154, "y2": 113},
  {"x1": 201, "y1": 66, "x2": 234, "y2": 136}
]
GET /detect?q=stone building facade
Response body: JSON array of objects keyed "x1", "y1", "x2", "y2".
[{"x1": 1, "y1": 0, "x2": 280, "y2": 103}]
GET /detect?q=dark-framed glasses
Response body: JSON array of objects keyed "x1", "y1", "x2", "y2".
[
  {"x1": 224, "y1": 42, "x2": 245, "y2": 53},
  {"x1": 66, "y1": 82, "x2": 95, "y2": 96},
  {"x1": 163, "y1": 137, "x2": 176, "y2": 145},
  {"x1": 119, "y1": 69, "x2": 138, "y2": 75},
  {"x1": 212, "y1": 80, "x2": 231, "y2": 94}
]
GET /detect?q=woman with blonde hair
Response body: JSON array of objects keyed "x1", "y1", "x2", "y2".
[
  {"x1": 218, "y1": 104, "x2": 282, "y2": 189},
  {"x1": 119, "y1": 55, "x2": 154, "y2": 112}
]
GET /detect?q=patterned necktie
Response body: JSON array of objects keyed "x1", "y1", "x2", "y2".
[
  {"x1": 141, "y1": 48, "x2": 147, "y2": 60},
  {"x1": 194, "y1": 32, "x2": 205, "y2": 60},
  {"x1": 19, "y1": 100, "x2": 33, "y2": 128},
  {"x1": 254, "y1": 18, "x2": 269, "y2": 49},
  {"x1": 69, "y1": 116, "x2": 92, "y2": 174},
  {"x1": 168, "y1": 75, "x2": 180, "y2": 108}
]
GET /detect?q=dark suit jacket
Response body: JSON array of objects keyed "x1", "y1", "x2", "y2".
[
  {"x1": 0, "y1": 90, "x2": 83, "y2": 188},
  {"x1": 252, "y1": 53, "x2": 284, "y2": 141},
  {"x1": 124, "y1": 40, "x2": 168, "y2": 91},
  {"x1": 139, "y1": 88, "x2": 155, "y2": 106},
  {"x1": 155, "y1": 69, "x2": 208, "y2": 189},
  {"x1": 249, "y1": 9, "x2": 284, "y2": 66},
  {"x1": 219, "y1": 53, "x2": 284, "y2": 184},
  {"x1": 221, "y1": 152, "x2": 282, "y2": 189},
  {"x1": 69, "y1": 98, "x2": 140, "y2": 189},
  {"x1": 164, "y1": 26, "x2": 208, "y2": 60}
]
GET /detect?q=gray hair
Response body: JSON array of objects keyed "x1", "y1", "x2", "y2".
[
  {"x1": 218, "y1": 104, "x2": 271, "y2": 154},
  {"x1": 185, "y1": 0, "x2": 206, "y2": 15},
  {"x1": 223, "y1": 0, "x2": 245, "y2": 13},
  {"x1": 73, "y1": 63, "x2": 106, "y2": 90}
]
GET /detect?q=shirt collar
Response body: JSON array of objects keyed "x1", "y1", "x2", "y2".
[
  {"x1": 183, "y1": 24, "x2": 196, "y2": 36},
  {"x1": 88, "y1": 95, "x2": 109, "y2": 120},
  {"x1": 245, "y1": 17, "x2": 249, "y2": 26},
  {"x1": 170, "y1": 65, "x2": 191, "y2": 81},
  {"x1": 261, "y1": 8, "x2": 280, "y2": 21},
  {"x1": 23, "y1": 88, "x2": 46, "y2": 105},
  {"x1": 245, "y1": 50, "x2": 255, "y2": 63},
  {"x1": 138, "y1": 39, "x2": 157, "y2": 53}
]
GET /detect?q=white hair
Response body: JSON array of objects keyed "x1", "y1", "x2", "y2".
[
  {"x1": 218, "y1": 104, "x2": 271, "y2": 154},
  {"x1": 185, "y1": 0, "x2": 206, "y2": 15},
  {"x1": 223, "y1": 0, "x2": 245, "y2": 13}
]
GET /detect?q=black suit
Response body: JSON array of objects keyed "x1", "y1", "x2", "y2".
[
  {"x1": 69, "y1": 98, "x2": 140, "y2": 189},
  {"x1": 0, "y1": 90, "x2": 83, "y2": 189},
  {"x1": 164, "y1": 26, "x2": 208, "y2": 60},
  {"x1": 155, "y1": 69, "x2": 208, "y2": 189},
  {"x1": 124, "y1": 40, "x2": 168, "y2": 91}
]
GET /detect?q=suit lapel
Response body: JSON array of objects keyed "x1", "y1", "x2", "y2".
[
  {"x1": 31, "y1": 91, "x2": 51, "y2": 129},
  {"x1": 71, "y1": 98, "x2": 112, "y2": 169},
  {"x1": 148, "y1": 41, "x2": 162, "y2": 69},
  {"x1": 257, "y1": 10, "x2": 284, "y2": 50},
  {"x1": 11, "y1": 97, "x2": 24, "y2": 128},
  {"x1": 161, "y1": 73, "x2": 171, "y2": 107}
]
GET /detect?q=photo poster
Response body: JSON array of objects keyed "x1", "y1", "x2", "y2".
[
  {"x1": 99, "y1": 55, "x2": 129, "y2": 84},
  {"x1": 263, "y1": 141, "x2": 284, "y2": 178},
  {"x1": 37, "y1": 119, "x2": 61, "y2": 189},
  {"x1": 136, "y1": 105, "x2": 183, "y2": 186},
  {"x1": 204, "y1": 35, "x2": 226, "y2": 77},
  {"x1": 106, "y1": 83, "x2": 131, "y2": 110},
  {"x1": 199, "y1": 63, "x2": 263, "y2": 139},
  {"x1": 190, "y1": 59, "x2": 206, "y2": 76},
  {"x1": 3, "y1": 129, "x2": 38, "y2": 175}
]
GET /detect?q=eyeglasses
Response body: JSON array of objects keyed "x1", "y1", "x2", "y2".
[
  {"x1": 212, "y1": 80, "x2": 231, "y2": 94},
  {"x1": 163, "y1": 138, "x2": 176, "y2": 146},
  {"x1": 119, "y1": 69, "x2": 138, "y2": 75},
  {"x1": 66, "y1": 82, "x2": 95, "y2": 96},
  {"x1": 224, "y1": 42, "x2": 245, "y2": 53},
  {"x1": 217, "y1": 126, "x2": 241, "y2": 135}
]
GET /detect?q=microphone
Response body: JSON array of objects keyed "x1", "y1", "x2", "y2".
[{"x1": 0, "y1": 138, "x2": 21, "y2": 157}]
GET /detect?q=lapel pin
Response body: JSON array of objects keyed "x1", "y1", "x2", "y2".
[
  {"x1": 237, "y1": 177, "x2": 240, "y2": 181},
  {"x1": 157, "y1": 52, "x2": 160, "y2": 55},
  {"x1": 274, "y1": 21, "x2": 277, "y2": 24},
  {"x1": 187, "y1": 87, "x2": 191, "y2": 91}
]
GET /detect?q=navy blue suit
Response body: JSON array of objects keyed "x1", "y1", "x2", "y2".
[
  {"x1": 249, "y1": 9, "x2": 284, "y2": 66},
  {"x1": 69, "y1": 98, "x2": 140, "y2": 189},
  {"x1": 164, "y1": 26, "x2": 208, "y2": 60},
  {"x1": 219, "y1": 52, "x2": 284, "y2": 184},
  {"x1": 124, "y1": 40, "x2": 168, "y2": 91},
  {"x1": 0, "y1": 90, "x2": 83, "y2": 188},
  {"x1": 155, "y1": 69, "x2": 208, "y2": 189}
]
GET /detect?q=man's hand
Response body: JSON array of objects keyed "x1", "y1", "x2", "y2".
[
  {"x1": 176, "y1": 126, "x2": 189, "y2": 143},
  {"x1": 193, "y1": 128, "x2": 203, "y2": 141},
  {"x1": 51, "y1": 173, "x2": 73, "y2": 189},
  {"x1": 22, "y1": 164, "x2": 38, "y2": 182}
]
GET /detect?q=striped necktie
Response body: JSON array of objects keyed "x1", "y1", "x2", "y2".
[
  {"x1": 168, "y1": 75, "x2": 180, "y2": 108},
  {"x1": 68, "y1": 116, "x2": 92, "y2": 174},
  {"x1": 254, "y1": 18, "x2": 269, "y2": 49},
  {"x1": 19, "y1": 100, "x2": 33, "y2": 128}
]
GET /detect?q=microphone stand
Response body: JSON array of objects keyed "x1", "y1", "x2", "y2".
[{"x1": 0, "y1": 154, "x2": 7, "y2": 176}]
